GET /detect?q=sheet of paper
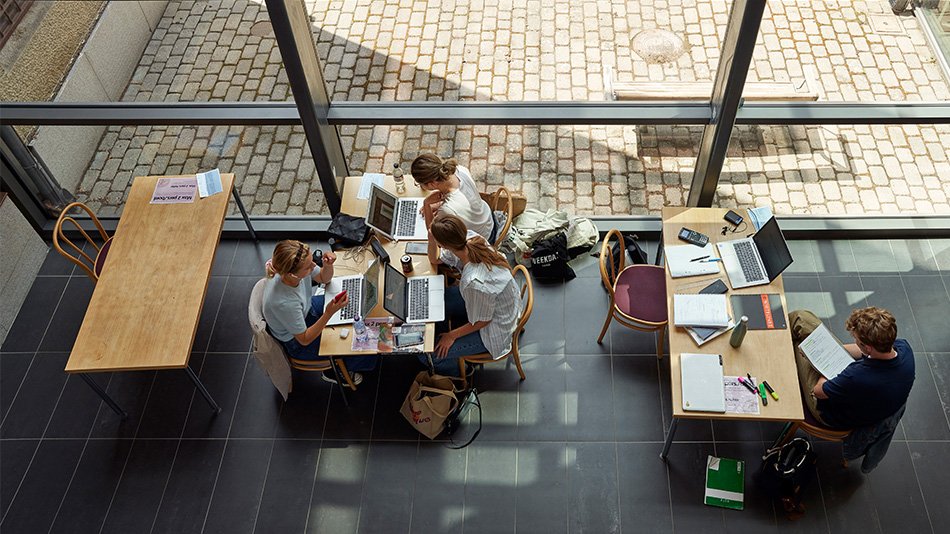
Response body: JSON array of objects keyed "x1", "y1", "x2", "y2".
[
  {"x1": 666, "y1": 244, "x2": 721, "y2": 278},
  {"x1": 724, "y1": 376, "x2": 760, "y2": 415},
  {"x1": 798, "y1": 323, "x2": 854, "y2": 379},
  {"x1": 149, "y1": 177, "x2": 197, "y2": 204},
  {"x1": 673, "y1": 294, "x2": 730, "y2": 328},
  {"x1": 196, "y1": 168, "x2": 223, "y2": 198},
  {"x1": 357, "y1": 173, "x2": 386, "y2": 200}
]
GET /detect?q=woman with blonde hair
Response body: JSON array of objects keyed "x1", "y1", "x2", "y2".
[
  {"x1": 263, "y1": 240, "x2": 377, "y2": 384},
  {"x1": 411, "y1": 153, "x2": 497, "y2": 242},
  {"x1": 420, "y1": 214, "x2": 521, "y2": 377}
]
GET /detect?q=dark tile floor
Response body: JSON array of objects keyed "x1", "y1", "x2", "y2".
[{"x1": 2, "y1": 238, "x2": 949, "y2": 533}]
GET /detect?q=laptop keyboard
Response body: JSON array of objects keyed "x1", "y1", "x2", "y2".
[
  {"x1": 408, "y1": 278, "x2": 429, "y2": 320},
  {"x1": 339, "y1": 277, "x2": 361, "y2": 320},
  {"x1": 396, "y1": 200, "x2": 419, "y2": 236},
  {"x1": 733, "y1": 241, "x2": 765, "y2": 282}
]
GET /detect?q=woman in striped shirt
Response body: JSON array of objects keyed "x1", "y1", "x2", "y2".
[{"x1": 419, "y1": 215, "x2": 522, "y2": 377}]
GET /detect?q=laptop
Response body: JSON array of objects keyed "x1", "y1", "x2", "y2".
[
  {"x1": 382, "y1": 263, "x2": 446, "y2": 323},
  {"x1": 716, "y1": 216, "x2": 793, "y2": 289},
  {"x1": 324, "y1": 259, "x2": 380, "y2": 325},
  {"x1": 365, "y1": 184, "x2": 427, "y2": 241},
  {"x1": 681, "y1": 353, "x2": 726, "y2": 413}
]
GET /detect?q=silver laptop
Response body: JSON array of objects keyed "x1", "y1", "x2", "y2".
[
  {"x1": 681, "y1": 353, "x2": 726, "y2": 413},
  {"x1": 324, "y1": 259, "x2": 380, "y2": 325},
  {"x1": 382, "y1": 263, "x2": 445, "y2": 323},
  {"x1": 717, "y1": 216, "x2": 793, "y2": 289},
  {"x1": 365, "y1": 184, "x2": 427, "y2": 241}
]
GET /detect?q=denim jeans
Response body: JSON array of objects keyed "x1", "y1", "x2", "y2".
[
  {"x1": 281, "y1": 294, "x2": 378, "y2": 372},
  {"x1": 416, "y1": 286, "x2": 488, "y2": 377}
]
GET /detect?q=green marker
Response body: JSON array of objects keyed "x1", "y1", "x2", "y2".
[{"x1": 758, "y1": 383, "x2": 768, "y2": 406}]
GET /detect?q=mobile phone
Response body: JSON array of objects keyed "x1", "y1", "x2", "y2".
[
  {"x1": 395, "y1": 331, "x2": 424, "y2": 347},
  {"x1": 724, "y1": 210, "x2": 743, "y2": 226},
  {"x1": 332, "y1": 290, "x2": 347, "y2": 303},
  {"x1": 312, "y1": 248, "x2": 324, "y2": 268},
  {"x1": 405, "y1": 242, "x2": 428, "y2": 255},
  {"x1": 678, "y1": 227, "x2": 709, "y2": 247}
]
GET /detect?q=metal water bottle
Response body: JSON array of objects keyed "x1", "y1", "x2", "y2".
[
  {"x1": 729, "y1": 316, "x2": 749, "y2": 348},
  {"x1": 393, "y1": 163, "x2": 406, "y2": 193}
]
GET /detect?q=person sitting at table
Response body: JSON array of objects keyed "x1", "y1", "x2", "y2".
[
  {"x1": 411, "y1": 153, "x2": 497, "y2": 243},
  {"x1": 791, "y1": 306, "x2": 915, "y2": 429},
  {"x1": 263, "y1": 240, "x2": 377, "y2": 385},
  {"x1": 418, "y1": 214, "x2": 521, "y2": 377}
]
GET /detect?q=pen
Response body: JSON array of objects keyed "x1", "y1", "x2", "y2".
[
  {"x1": 746, "y1": 373, "x2": 753, "y2": 383},
  {"x1": 763, "y1": 380, "x2": 779, "y2": 400},
  {"x1": 690, "y1": 255, "x2": 710, "y2": 262},
  {"x1": 701, "y1": 258, "x2": 722, "y2": 263},
  {"x1": 737, "y1": 377, "x2": 758, "y2": 395},
  {"x1": 758, "y1": 383, "x2": 769, "y2": 406}
]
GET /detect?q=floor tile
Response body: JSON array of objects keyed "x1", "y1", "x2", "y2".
[
  {"x1": 192, "y1": 276, "x2": 227, "y2": 352},
  {"x1": 665, "y1": 442, "x2": 726, "y2": 534},
  {"x1": 202, "y1": 439, "x2": 273, "y2": 534},
  {"x1": 715, "y1": 441, "x2": 779, "y2": 531},
  {"x1": 370, "y1": 355, "x2": 426, "y2": 440},
  {"x1": 135, "y1": 362, "x2": 200, "y2": 439},
  {"x1": 814, "y1": 239, "x2": 857, "y2": 275},
  {"x1": 307, "y1": 441, "x2": 369, "y2": 534},
  {"x1": 45, "y1": 372, "x2": 106, "y2": 438},
  {"x1": 563, "y1": 278, "x2": 611, "y2": 355},
  {"x1": 612, "y1": 355, "x2": 665, "y2": 442},
  {"x1": 358, "y1": 442, "x2": 418, "y2": 533},
  {"x1": 864, "y1": 440, "x2": 931, "y2": 533},
  {"x1": 211, "y1": 239, "x2": 238, "y2": 276},
  {"x1": 49, "y1": 439, "x2": 134, "y2": 534},
  {"x1": 0, "y1": 353, "x2": 69, "y2": 438},
  {"x1": 785, "y1": 240, "x2": 819, "y2": 276},
  {"x1": 517, "y1": 355, "x2": 568, "y2": 441},
  {"x1": 206, "y1": 276, "x2": 259, "y2": 352},
  {"x1": 152, "y1": 440, "x2": 226, "y2": 533},
  {"x1": 617, "y1": 443, "x2": 673, "y2": 533},
  {"x1": 927, "y1": 353, "x2": 950, "y2": 431},
  {"x1": 230, "y1": 239, "x2": 280, "y2": 277},
  {"x1": 37, "y1": 246, "x2": 76, "y2": 276},
  {"x1": 519, "y1": 283, "x2": 565, "y2": 355},
  {"x1": 782, "y1": 275, "x2": 831, "y2": 318},
  {"x1": 0, "y1": 439, "x2": 37, "y2": 519},
  {"x1": 463, "y1": 443, "x2": 517, "y2": 533},
  {"x1": 182, "y1": 353, "x2": 248, "y2": 438},
  {"x1": 850, "y1": 240, "x2": 900, "y2": 275},
  {"x1": 567, "y1": 442, "x2": 621, "y2": 533},
  {"x1": 859, "y1": 276, "x2": 925, "y2": 351},
  {"x1": 321, "y1": 369, "x2": 380, "y2": 441},
  {"x1": 0, "y1": 353, "x2": 34, "y2": 423},
  {"x1": 99, "y1": 439, "x2": 178, "y2": 534},
  {"x1": 901, "y1": 354, "x2": 950, "y2": 440},
  {"x1": 890, "y1": 239, "x2": 939, "y2": 275},
  {"x1": 0, "y1": 439, "x2": 86, "y2": 533},
  {"x1": 929, "y1": 238, "x2": 950, "y2": 272},
  {"x1": 0, "y1": 276, "x2": 67, "y2": 352},
  {"x1": 812, "y1": 441, "x2": 881, "y2": 534},
  {"x1": 903, "y1": 276, "x2": 950, "y2": 353},
  {"x1": 515, "y1": 441, "x2": 568, "y2": 532},
  {"x1": 410, "y1": 443, "x2": 466, "y2": 533},
  {"x1": 908, "y1": 441, "x2": 950, "y2": 531},
  {"x1": 228, "y1": 356, "x2": 284, "y2": 439},
  {"x1": 564, "y1": 354, "x2": 616, "y2": 441},
  {"x1": 256, "y1": 439, "x2": 321, "y2": 532},
  {"x1": 466, "y1": 355, "x2": 522, "y2": 442},
  {"x1": 89, "y1": 371, "x2": 155, "y2": 439},
  {"x1": 38, "y1": 277, "x2": 95, "y2": 352},
  {"x1": 817, "y1": 276, "x2": 870, "y2": 339}
]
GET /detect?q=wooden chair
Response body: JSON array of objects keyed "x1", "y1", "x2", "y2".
[
  {"x1": 479, "y1": 186, "x2": 515, "y2": 248},
  {"x1": 772, "y1": 399, "x2": 852, "y2": 449},
  {"x1": 52, "y1": 202, "x2": 113, "y2": 282},
  {"x1": 597, "y1": 229, "x2": 669, "y2": 358},
  {"x1": 288, "y1": 355, "x2": 357, "y2": 391},
  {"x1": 456, "y1": 264, "x2": 534, "y2": 389}
]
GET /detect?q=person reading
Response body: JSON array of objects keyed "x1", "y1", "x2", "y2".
[{"x1": 411, "y1": 153, "x2": 497, "y2": 243}]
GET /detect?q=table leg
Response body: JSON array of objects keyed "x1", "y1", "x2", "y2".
[
  {"x1": 79, "y1": 374, "x2": 127, "y2": 419},
  {"x1": 231, "y1": 187, "x2": 258, "y2": 242},
  {"x1": 185, "y1": 366, "x2": 221, "y2": 413},
  {"x1": 329, "y1": 357, "x2": 350, "y2": 407},
  {"x1": 660, "y1": 417, "x2": 679, "y2": 461}
]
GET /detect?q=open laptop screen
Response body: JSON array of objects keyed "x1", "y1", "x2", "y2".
[
  {"x1": 366, "y1": 185, "x2": 396, "y2": 236},
  {"x1": 383, "y1": 263, "x2": 407, "y2": 321},
  {"x1": 362, "y1": 260, "x2": 380, "y2": 314},
  {"x1": 752, "y1": 216, "x2": 794, "y2": 281}
]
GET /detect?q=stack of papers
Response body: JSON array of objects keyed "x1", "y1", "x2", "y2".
[
  {"x1": 196, "y1": 168, "x2": 223, "y2": 198},
  {"x1": 673, "y1": 294, "x2": 730, "y2": 328},
  {"x1": 798, "y1": 324, "x2": 854, "y2": 379},
  {"x1": 357, "y1": 173, "x2": 385, "y2": 199},
  {"x1": 666, "y1": 244, "x2": 721, "y2": 278}
]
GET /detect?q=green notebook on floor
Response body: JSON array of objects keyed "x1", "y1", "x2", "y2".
[{"x1": 704, "y1": 455, "x2": 745, "y2": 510}]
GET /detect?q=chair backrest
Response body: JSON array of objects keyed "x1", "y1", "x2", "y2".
[
  {"x1": 488, "y1": 187, "x2": 514, "y2": 248},
  {"x1": 249, "y1": 277, "x2": 330, "y2": 372},
  {"x1": 511, "y1": 264, "x2": 535, "y2": 342},
  {"x1": 598, "y1": 229, "x2": 625, "y2": 295},
  {"x1": 53, "y1": 202, "x2": 110, "y2": 282}
]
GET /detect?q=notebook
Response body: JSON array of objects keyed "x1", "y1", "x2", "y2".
[
  {"x1": 729, "y1": 294, "x2": 787, "y2": 330},
  {"x1": 798, "y1": 324, "x2": 854, "y2": 379},
  {"x1": 673, "y1": 294, "x2": 730, "y2": 328},
  {"x1": 666, "y1": 243, "x2": 721, "y2": 278},
  {"x1": 681, "y1": 353, "x2": 726, "y2": 412},
  {"x1": 705, "y1": 456, "x2": 745, "y2": 510}
]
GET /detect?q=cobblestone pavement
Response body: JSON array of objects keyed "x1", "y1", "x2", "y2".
[{"x1": 78, "y1": 0, "x2": 950, "y2": 216}]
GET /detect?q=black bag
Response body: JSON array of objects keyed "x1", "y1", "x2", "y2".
[
  {"x1": 327, "y1": 213, "x2": 370, "y2": 248},
  {"x1": 529, "y1": 232, "x2": 576, "y2": 282},
  {"x1": 597, "y1": 233, "x2": 648, "y2": 289},
  {"x1": 444, "y1": 388, "x2": 482, "y2": 449},
  {"x1": 757, "y1": 438, "x2": 817, "y2": 519}
]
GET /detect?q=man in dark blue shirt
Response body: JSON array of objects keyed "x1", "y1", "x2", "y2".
[{"x1": 791, "y1": 307, "x2": 915, "y2": 429}]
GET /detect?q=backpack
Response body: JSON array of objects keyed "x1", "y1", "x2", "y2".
[
  {"x1": 756, "y1": 438, "x2": 817, "y2": 520},
  {"x1": 528, "y1": 232, "x2": 576, "y2": 282},
  {"x1": 595, "y1": 233, "x2": 649, "y2": 289}
]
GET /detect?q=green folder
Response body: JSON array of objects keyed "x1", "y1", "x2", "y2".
[{"x1": 704, "y1": 455, "x2": 744, "y2": 510}]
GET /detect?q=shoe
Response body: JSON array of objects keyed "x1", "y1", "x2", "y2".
[{"x1": 322, "y1": 371, "x2": 363, "y2": 386}]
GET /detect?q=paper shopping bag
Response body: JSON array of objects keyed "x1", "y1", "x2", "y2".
[{"x1": 400, "y1": 372, "x2": 458, "y2": 439}]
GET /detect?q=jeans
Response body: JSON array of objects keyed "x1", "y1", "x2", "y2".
[
  {"x1": 417, "y1": 286, "x2": 488, "y2": 377},
  {"x1": 281, "y1": 294, "x2": 378, "y2": 372}
]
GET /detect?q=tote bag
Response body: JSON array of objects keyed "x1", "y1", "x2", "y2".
[{"x1": 400, "y1": 372, "x2": 459, "y2": 439}]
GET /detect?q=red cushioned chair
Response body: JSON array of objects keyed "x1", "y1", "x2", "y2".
[
  {"x1": 53, "y1": 202, "x2": 113, "y2": 283},
  {"x1": 597, "y1": 229, "x2": 668, "y2": 358}
]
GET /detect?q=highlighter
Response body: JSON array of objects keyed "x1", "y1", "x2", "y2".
[
  {"x1": 763, "y1": 380, "x2": 779, "y2": 401},
  {"x1": 758, "y1": 383, "x2": 768, "y2": 406}
]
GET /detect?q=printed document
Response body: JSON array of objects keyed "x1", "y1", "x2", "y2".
[
  {"x1": 673, "y1": 294, "x2": 730, "y2": 328},
  {"x1": 666, "y1": 243, "x2": 721, "y2": 278},
  {"x1": 150, "y1": 177, "x2": 197, "y2": 204},
  {"x1": 798, "y1": 323, "x2": 854, "y2": 379},
  {"x1": 196, "y1": 168, "x2": 223, "y2": 198},
  {"x1": 358, "y1": 173, "x2": 385, "y2": 199},
  {"x1": 724, "y1": 376, "x2": 760, "y2": 415}
]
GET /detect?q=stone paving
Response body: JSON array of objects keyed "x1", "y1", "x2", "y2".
[{"x1": 77, "y1": 0, "x2": 950, "y2": 217}]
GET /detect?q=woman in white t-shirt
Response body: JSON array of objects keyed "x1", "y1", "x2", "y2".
[{"x1": 410, "y1": 153, "x2": 497, "y2": 243}]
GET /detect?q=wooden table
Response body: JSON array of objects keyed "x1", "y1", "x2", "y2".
[
  {"x1": 660, "y1": 207, "x2": 804, "y2": 459},
  {"x1": 318, "y1": 175, "x2": 436, "y2": 357},
  {"x1": 66, "y1": 174, "x2": 235, "y2": 416}
]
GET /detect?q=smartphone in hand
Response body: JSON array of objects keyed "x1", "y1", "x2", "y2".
[{"x1": 332, "y1": 290, "x2": 347, "y2": 303}]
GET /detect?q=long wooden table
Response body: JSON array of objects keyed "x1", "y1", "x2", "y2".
[
  {"x1": 66, "y1": 174, "x2": 235, "y2": 416},
  {"x1": 318, "y1": 175, "x2": 436, "y2": 357},
  {"x1": 660, "y1": 207, "x2": 804, "y2": 459}
]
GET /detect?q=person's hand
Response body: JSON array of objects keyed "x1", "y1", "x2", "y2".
[
  {"x1": 322, "y1": 251, "x2": 336, "y2": 266},
  {"x1": 434, "y1": 331, "x2": 457, "y2": 359},
  {"x1": 420, "y1": 191, "x2": 443, "y2": 214},
  {"x1": 326, "y1": 293, "x2": 349, "y2": 315}
]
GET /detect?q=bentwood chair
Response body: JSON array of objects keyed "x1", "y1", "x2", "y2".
[
  {"x1": 597, "y1": 229, "x2": 669, "y2": 358},
  {"x1": 480, "y1": 186, "x2": 515, "y2": 248},
  {"x1": 53, "y1": 202, "x2": 113, "y2": 283},
  {"x1": 457, "y1": 264, "x2": 534, "y2": 389}
]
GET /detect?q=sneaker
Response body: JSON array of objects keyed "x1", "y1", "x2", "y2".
[{"x1": 322, "y1": 371, "x2": 363, "y2": 386}]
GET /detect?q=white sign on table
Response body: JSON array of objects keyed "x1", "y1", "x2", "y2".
[{"x1": 150, "y1": 177, "x2": 197, "y2": 204}]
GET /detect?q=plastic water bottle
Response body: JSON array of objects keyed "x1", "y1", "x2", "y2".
[
  {"x1": 730, "y1": 316, "x2": 749, "y2": 348},
  {"x1": 393, "y1": 163, "x2": 406, "y2": 194},
  {"x1": 353, "y1": 315, "x2": 366, "y2": 336}
]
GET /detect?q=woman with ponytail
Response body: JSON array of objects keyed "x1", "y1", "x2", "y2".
[
  {"x1": 263, "y1": 240, "x2": 377, "y2": 384},
  {"x1": 420, "y1": 214, "x2": 522, "y2": 376},
  {"x1": 411, "y1": 153, "x2": 497, "y2": 242}
]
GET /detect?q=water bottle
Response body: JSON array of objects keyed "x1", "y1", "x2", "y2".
[
  {"x1": 393, "y1": 163, "x2": 406, "y2": 194},
  {"x1": 353, "y1": 315, "x2": 366, "y2": 335},
  {"x1": 729, "y1": 316, "x2": 749, "y2": 348}
]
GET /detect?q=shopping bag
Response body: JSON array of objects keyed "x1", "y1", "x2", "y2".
[{"x1": 400, "y1": 372, "x2": 459, "y2": 439}]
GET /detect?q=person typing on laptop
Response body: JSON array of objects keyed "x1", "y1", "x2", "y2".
[
  {"x1": 263, "y1": 240, "x2": 378, "y2": 385},
  {"x1": 417, "y1": 215, "x2": 522, "y2": 377},
  {"x1": 411, "y1": 154, "x2": 497, "y2": 243}
]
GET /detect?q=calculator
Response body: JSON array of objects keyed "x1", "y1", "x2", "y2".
[{"x1": 678, "y1": 227, "x2": 709, "y2": 247}]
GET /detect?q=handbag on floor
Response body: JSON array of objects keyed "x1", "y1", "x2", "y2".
[
  {"x1": 400, "y1": 371, "x2": 459, "y2": 439},
  {"x1": 443, "y1": 388, "x2": 482, "y2": 449},
  {"x1": 756, "y1": 437, "x2": 817, "y2": 520}
]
